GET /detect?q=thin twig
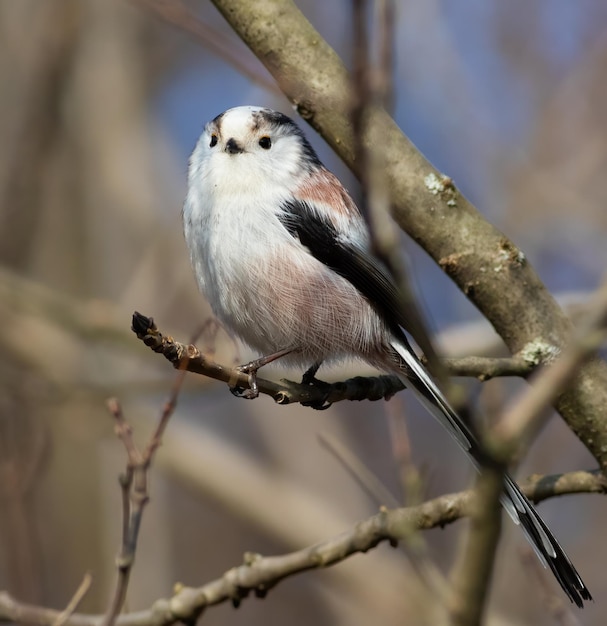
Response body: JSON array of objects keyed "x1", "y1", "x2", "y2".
[
  {"x1": 317, "y1": 431, "x2": 400, "y2": 508},
  {"x1": 350, "y1": 0, "x2": 444, "y2": 382},
  {"x1": 129, "y1": 0, "x2": 279, "y2": 94},
  {"x1": 142, "y1": 367, "x2": 187, "y2": 464},
  {"x1": 318, "y1": 425, "x2": 448, "y2": 605},
  {"x1": 103, "y1": 399, "x2": 140, "y2": 626},
  {"x1": 131, "y1": 311, "x2": 536, "y2": 408},
  {"x1": 385, "y1": 394, "x2": 425, "y2": 506},
  {"x1": 377, "y1": 0, "x2": 395, "y2": 113},
  {"x1": 51, "y1": 572, "x2": 92, "y2": 626},
  {"x1": 102, "y1": 371, "x2": 186, "y2": 626}
]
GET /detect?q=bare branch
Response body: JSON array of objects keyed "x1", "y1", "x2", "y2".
[
  {"x1": 102, "y1": 371, "x2": 186, "y2": 626},
  {"x1": 521, "y1": 470, "x2": 607, "y2": 501},
  {"x1": 128, "y1": 0, "x2": 279, "y2": 94},
  {"x1": 318, "y1": 429, "x2": 449, "y2": 604},
  {"x1": 432, "y1": 356, "x2": 533, "y2": 380},
  {"x1": 0, "y1": 468, "x2": 601, "y2": 626},
  {"x1": 52, "y1": 572, "x2": 93, "y2": 626},
  {"x1": 132, "y1": 310, "x2": 404, "y2": 406},
  {"x1": 131, "y1": 311, "x2": 538, "y2": 407},
  {"x1": 103, "y1": 399, "x2": 141, "y2": 626},
  {"x1": 317, "y1": 431, "x2": 400, "y2": 509}
]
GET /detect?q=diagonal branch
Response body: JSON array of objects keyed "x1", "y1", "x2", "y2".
[
  {"x1": 195, "y1": 0, "x2": 607, "y2": 468},
  {"x1": 128, "y1": 0, "x2": 279, "y2": 93}
]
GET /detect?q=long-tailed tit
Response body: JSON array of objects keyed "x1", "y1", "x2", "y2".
[{"x1": 183, "y1": 105, "x2": 591, "y2": 606}]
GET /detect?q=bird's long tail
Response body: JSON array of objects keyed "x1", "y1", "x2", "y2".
[{"x1": 389, "y1": 339, "x2": 591, "y2": 608}]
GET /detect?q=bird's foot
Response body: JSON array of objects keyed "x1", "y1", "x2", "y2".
[
  {"x1": 229, "y1": 348, "x2": 294, "y2": 400},
  {"x1": 300, "y1": 362, "x2": 332, "y2": 410},
  {"x1": 230, "y1": 362, "x2": 261, "y2": 399},
  {"x1": 301, "y1": 362, "x2": 322, "y2": 386}
]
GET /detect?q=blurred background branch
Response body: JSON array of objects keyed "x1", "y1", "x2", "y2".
[
  {"x1": 1, "y1": 0, "x2": 606, "y2": 624},
  {"x1": 0, "y1": 466, "x2": 601, "y2": 626}
]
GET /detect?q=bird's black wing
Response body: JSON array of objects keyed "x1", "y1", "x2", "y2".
[{"x1": 278, "y1": 199, "x2": 414, "y2": 345}]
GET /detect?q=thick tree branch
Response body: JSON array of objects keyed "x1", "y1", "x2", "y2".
[
  {"x1": 0, "y1": 469, "x2": 602, "y2": 626},
  {"x1": 201, "y1": 0, "x2": 607, "y2": 468},
  {"x1": 491, "y1": 279, "x2": 607, "y2": 462}
]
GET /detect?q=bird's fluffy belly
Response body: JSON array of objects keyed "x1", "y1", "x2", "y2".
[{"x1": 208, "y1": 236, "x2": 387, "y2": 365}]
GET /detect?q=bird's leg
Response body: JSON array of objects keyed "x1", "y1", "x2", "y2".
[
  {"x1": 231, "y1": 347, "x2": 294, "y2": 399},
  {"x1": 301, "y1": 361, "x2": 323, "y2": 385},
  {"x1": 300, "y1": 361, "x2": 333, "y2": 410}
]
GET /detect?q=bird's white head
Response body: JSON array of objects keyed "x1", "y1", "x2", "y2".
[{"x1": 188, "y1": 106, "x2": 322, "y2": 195}]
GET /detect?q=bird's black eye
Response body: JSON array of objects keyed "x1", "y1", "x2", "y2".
[
  {"x1": 258, "y1": 136, "x2": 272, "y2": 149},
  {"x1": 209, "y1": 134, "x2": 218, "y2": 148}
]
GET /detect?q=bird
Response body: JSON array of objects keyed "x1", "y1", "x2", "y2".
[{"x1": 182, "y1": 105, "x2": 591, "y2": 607}]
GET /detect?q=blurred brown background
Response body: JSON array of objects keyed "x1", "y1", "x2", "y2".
[{"x1": 0, "y1": 1, "x2": 606, "y2": 624}]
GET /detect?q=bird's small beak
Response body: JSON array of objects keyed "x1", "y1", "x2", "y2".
[{"x1": 225, "y1": 138, "x2": 244, "y2": 154}]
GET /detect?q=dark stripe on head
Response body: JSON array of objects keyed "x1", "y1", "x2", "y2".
[
  {"x1": 211, "y1": 111, "x2": 225, "y2": 127},
  {"x1": 253, "y1": 109, "x2": 323, "y2": 171}
]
